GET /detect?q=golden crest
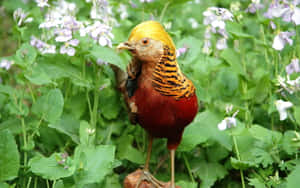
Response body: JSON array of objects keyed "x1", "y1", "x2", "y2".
[{"x1": 128, "y1": 20, "x2": 176, "y2": 51}]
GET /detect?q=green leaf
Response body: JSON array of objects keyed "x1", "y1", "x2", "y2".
[
  {"x1": 178, "y1": 111, "x2": 232, "y2": 151},
  {"x1": 248, "y1": 178, "x2": 266, "y2": 188},
  {"x1": 220, "y1": 48, "x2": 246, "y2": 77},
  {"x1": 117, "y1": 135, "x2": 144, "y2": 164},
  {"x1": 25, "y1": 65, "x2": 53, "y2": 85},
  {"x1": 15, "y1": 43, "x2": 37, "y2": 66},
  {"x1": 99, "y1": 87, "x2": 121, "y2": 120},
  {"x1": 0, "y1": 129, "x2": 20, "y2": 181},
  {"x1": 281, "y1": 131, "x2": 300, "y2": 155},
  {"x1": 195, "y1": 161, "x2": 228, "y2": 188},
  {"x1": 101, "y1": 173, "x2": 122, "y2": 188},
  {"x1": 177, "y1": 36, "x2": 202, "y2": 64},
  {"x1": 49, "y1": 114, "x2": 80, "y2": 144},
  {"x1": 176, "y1": 180, "x2": 197, "y2": 188},
  {"x1": 294, "y1": 106, "x2": 300, "y2": 125},
  {"x1": 90, "y1": 46, "x2": 126, "y2": 71},
  {"x1": 32, "y1": 89, "x2": 64, "y2": 123},
  {"x1": 29, "y1": 153, "x2": 75, "y2": 180},
  {"x1": 230, "y1": 157, "x2": 257, "y2": 170},
  {"x1": 215, "y1": 68, "x2": 239, "y2": 97},
  {"x1": 74, "y1": 145, "x2": 116, "y2": 186},
  {"x1": 286, "y1": 164, "x2": 300, "y2": 188}
]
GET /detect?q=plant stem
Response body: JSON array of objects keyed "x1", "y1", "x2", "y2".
[
  {"x1": 26, "y1": 177, "x2": 32, "y2": 188},
  {"x1": 159, "y1": 2, "x2": 170, "y2": 23},
  {"x1": 232, "y1": 134, "x2": 246, "y2": 188},
  {"x1": 183, "y1": 153, "x2": 195, "y2": 183}
]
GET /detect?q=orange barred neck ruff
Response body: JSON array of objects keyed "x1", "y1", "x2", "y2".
[{"x1": 129, "y1": 21, "x2": 195, "y2": 99}]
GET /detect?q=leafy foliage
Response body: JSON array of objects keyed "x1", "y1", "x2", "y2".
[{"x1": 1, "y1": 0, "x2": 300, "y2": 187}]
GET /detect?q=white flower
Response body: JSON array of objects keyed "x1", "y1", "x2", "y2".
[
  {"x1": 275, "y1": 100, "x2": 293, "y2": 121},
  {"x1": 188, "y1": 18, "x2": 199, "y2": 29},
  {"x1": 30, "y1": 36, "x2": 56, "y2": 54},
  {"x1": 272, "y1": 31, "x2": 295, "y2": 51},
  {"x1": 35, "y1": 0, "x2": 50, "y2": 8},
  {"x1": 216, "y1": 38, "x2": 228, "y2": 50},
  {"x1": 218, "y1": 117, "x2": 237, "y2": 131},
  {"x1": 117, "y1": 4, "x2": 128, "y2": 20},
  {"x1": 140, "y1": 0, "x2": 154, "y2": 2},
  {"x1": 218, "y1": 110, "x2": 239, "y2": 131},
  {"x1": 0, "y1": 59, "x2": 14, "y2": 70},
  {"x1": 202, "y1": 39, "x2": 211, "y2": 54}
]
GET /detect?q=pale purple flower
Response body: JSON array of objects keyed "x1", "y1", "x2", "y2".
[
  {"x1": 272, "y1": 31, "x2": 295, "y2": 51},
  {"x1": 96, "y1": 58, "x2": 108, "y2": 65},
  {"x1": 140, "y1": 0, "x2": 154, "y2": 2},
  {"x1": 270, "y1": 21, "x2": 277, "y2": 29},
  {"x1": 13, "y1": 8, "x2": 33, "y2": 26},
  {"x1": 90, "y1": 0, "x2": 113, "y2": 23},
  {"x1": 202, "y1": 39, "x2": 211, "y2": 54},
  {"x1": 0, "y1": 59, "x2": 14, "y2": 70},
  {"x1": 275, "y1": 100, "x2": 293, "y2": 121},
  {"x1": 286, "y1": 58, "x2": 300, "y2": 75},
  {"x1": 81, "y1": 21, "x2": 114, "y2": 47},
  {"x1": 264, "y1": 0, "x2": 300, "y2": 25},
  {"x1": 60, "y1": 39, "x2": 79, "y2": 56},
  {"x1": 203, "y1": 7, "x2": 233, "y2": 29},
  {"x1": 176, "y1": 45, "x2": 188, "y2": 58},
  {"x1": 54, "y1": 28, "x2": 72, "y2": 42},
  {"x1": 30, "y1": 36, "x2": 56, "y2": 54},
  {"x1": 246, "y1": 0, "x2": 264, "y2": 13},
  {"x1": 117, "y1": 4, "x2": 128, "y2": 20},
  {"x1": 218, "y1": 110, "x2": 239, "y2": 131},
  {"x1": 216, "y1": 38, "x2": 228, "y2": 50},
  {"x1": 188, "y1": 18, "x2": 199, "y2": 29},
  {"x1": 35, "y1": 0, "x2": 50, "y2": 8}
]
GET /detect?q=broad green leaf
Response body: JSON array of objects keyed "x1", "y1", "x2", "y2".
[
  {"x1": 101, "y1": 173, "x2": 122, "y2": 188},
  {"x1": 99, "y1": 87, "x2": 121, "y2": 120},
  {"x1": 32, "y1": 89, "x2": 64, "y2": 123},
  {"x1": 15, "y1": 43, "x2": 37, "y2": 66},
  {"x1": 281, "y1": 131, "x2": 300, "y2": 155},
  {"x1": 74, "y1": 145, "x2": 116, "y2": 186},
  {"x1": 215, "y1": 68, "x2": 239, "y2": 97},
  {"x1": 220, "y1": 48, "x2": 246, "y2": 77},
  {"x1": 117, "y1": 135, "x2": 144, "y2": 164},
  {"x1": 25, "y1": 65, "x2": 52, "y2": 85},
  {"x1": 286, "y1": 164, "x2": 300, "y2": 188},
  {"x1": 179, "y1": 111, "x2": 232, "y2": 151},
  {"x1": 29, "y1": 153, "x2": 75, "y2": 180},
  {"x1": 177, "y1": 36, "x2": 202, "y2": 64},
  {"x1": 0, "y1": 130, "x2": 20, "y2": 181},
  {"x1": 0, "y1": 119, "x2": 22, "y2": 134},
  {"x1": 49, "y1": 114, "x2": 80, "y2": 144},
  {"x1": 195, "y1": 161, "x2": 228, "y2": 188},
  {"x1": 90, "y1": 45, "x2": 126, "y2": 71}
]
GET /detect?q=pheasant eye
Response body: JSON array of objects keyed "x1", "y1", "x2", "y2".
[{"x1": 142, "y1": 38, "x2": 149, "y2": 45}]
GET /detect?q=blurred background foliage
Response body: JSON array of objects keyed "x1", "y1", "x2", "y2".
[{"x1": 1, "y1": 0, "x2": 300, "y2": 188}]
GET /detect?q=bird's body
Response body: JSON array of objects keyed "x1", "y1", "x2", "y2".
[
  {"x1": 129, "y1": 46, "x2": 198, "y2": 150},
  {"x1": 116, "y1": 20, "x2": 198, "y2": 188}
]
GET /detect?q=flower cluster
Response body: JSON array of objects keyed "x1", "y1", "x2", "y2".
[
  {"x1": 246, "y1": 0, "x2": 264, "y2": 14},
  {"x1": 30, "y1": 36, "x2": 56, "y2": 54},
  {"x1": 264, "y1": 0, "x2": 300, "y2": 25},
  {"x1": 203, "y1": 7, "x2": 233, "y2": 54}
]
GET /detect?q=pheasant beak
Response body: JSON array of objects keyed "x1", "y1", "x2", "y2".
[{"x1": 117, "y1": 41, "x2": 135, "y2": 52}]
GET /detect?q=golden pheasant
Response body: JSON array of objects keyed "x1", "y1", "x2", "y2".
[{"x1": 115, "y1": 20, "x2": 198, "y2": 188}]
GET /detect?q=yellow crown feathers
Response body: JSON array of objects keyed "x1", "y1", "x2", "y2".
[{"x1": 128, "y1": 21, "x2": 176, "y2": 51}]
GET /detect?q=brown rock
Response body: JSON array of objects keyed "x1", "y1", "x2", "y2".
[{"x1": 124, "y1": 169, "x2": 181, "y2": 188}]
